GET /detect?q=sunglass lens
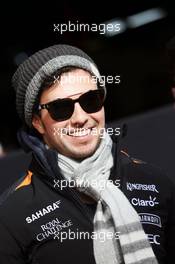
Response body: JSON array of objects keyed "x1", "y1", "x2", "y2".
[
  {"x1": 80, "y1": 89, "x2": 105, "y2": 113},
  {"x1": 49, "y1": 99, "x2": 74, "y2": 121}
]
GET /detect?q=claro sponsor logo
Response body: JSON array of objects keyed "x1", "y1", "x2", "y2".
[
  {"x1": 131, "y1": 196, "x2": 159, "y2": 207},
  {"x1": 139, "y1": 213, "x2": 162, "y2": 227},
  {"x1": 26, "y1": 201, "x2": 61, "y2": 224},
  {"x1": 126, "y1": 182, "x2": 159, "y2": 193}
]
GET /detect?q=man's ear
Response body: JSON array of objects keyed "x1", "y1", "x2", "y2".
[{"x1": 32, "y1": 114, "x2": 45, "y2": 134}]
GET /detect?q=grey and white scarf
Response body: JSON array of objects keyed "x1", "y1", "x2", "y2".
[{"x1": 57, "y1": 131, "x2": 158, "y2": 264}]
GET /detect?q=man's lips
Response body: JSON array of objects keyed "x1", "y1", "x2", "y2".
[{"x1": 66, "y1": 128, "x2": 94, "y2": 137}]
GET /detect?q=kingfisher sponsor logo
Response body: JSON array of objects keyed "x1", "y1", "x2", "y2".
[
  {"x1": 131, "y1": 196, "x2": 159, "y2": 207},
  {"x1": 139, "y1": 213, "x2": 162, "y2": 227},
  {"x1": 126, "y1": 182, "x2": 159, "y2": 193},
  {"x1": 26, "y1": 201, "x2": 61, "y2": 224}
]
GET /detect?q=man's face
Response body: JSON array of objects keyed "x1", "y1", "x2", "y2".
[{"x1": 32, "y1": 69, "x2": 105, "y2": 159}]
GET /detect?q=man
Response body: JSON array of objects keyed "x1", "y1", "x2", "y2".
[{"x1": 0, "y1": 44, "x2": 173, "y2": 264}]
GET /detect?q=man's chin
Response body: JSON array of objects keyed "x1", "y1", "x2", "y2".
[
  {"x1": 65, "y1": 137, "x2": 101, "y2": 160},
  {"x1": 69, "y1": 149, "x2": 96, "y2": 160}
]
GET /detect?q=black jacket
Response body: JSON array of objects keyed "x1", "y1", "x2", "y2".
[{"x1": 0, "y1": 129, "x2": 175, "y2": 264}]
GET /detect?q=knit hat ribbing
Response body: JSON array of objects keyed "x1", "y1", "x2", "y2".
[{"x1": 12, "y1": 44, "x2": 106, "y2": 127}]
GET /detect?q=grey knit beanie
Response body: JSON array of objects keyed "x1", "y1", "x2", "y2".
[{"x1": 12, "y1": 44, "x2": 106, "y2": 127}]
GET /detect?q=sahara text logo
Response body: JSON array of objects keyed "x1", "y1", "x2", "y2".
[{"x1": 26, "y1": 201, "x2": 61, "y2": 224}]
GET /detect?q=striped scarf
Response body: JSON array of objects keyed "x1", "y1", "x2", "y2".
[{"x1": 57, "y1": 131, "x2": 158, "y2": 264}]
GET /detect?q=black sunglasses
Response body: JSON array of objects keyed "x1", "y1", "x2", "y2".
[{"x1": 38, "y1": 89, "x2": 105, "y2": 121}]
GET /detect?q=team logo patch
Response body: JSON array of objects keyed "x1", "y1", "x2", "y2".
[{"x1": 139, "y1": 213, "x2": 162, "y2": 227}]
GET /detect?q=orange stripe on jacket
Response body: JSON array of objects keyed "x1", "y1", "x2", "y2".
[{"x1": 15, "y1": 171, "x2": 33, "y2": 190}]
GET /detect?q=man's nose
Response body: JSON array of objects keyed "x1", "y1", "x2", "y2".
[{"x1": 70, "y1": 102, "x2": 89, "y2": 126}]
